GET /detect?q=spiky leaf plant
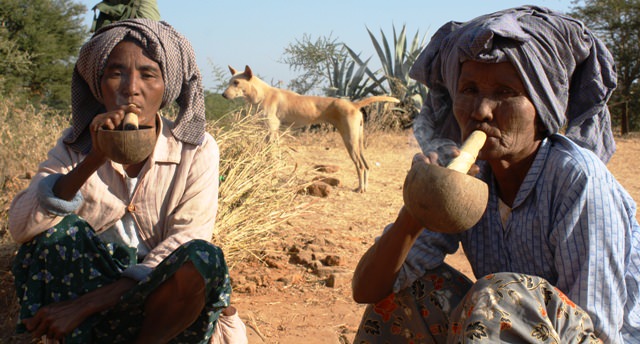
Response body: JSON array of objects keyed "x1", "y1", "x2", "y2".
[{"x1": 344, "y1": 24, "x2": 429, "y2": 126}]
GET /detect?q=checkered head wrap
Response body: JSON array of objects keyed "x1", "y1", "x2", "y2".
[
  {"x1": 409, "y1": 6, "x2": 617, "y2": 163},
  {"x1": 64, "y1": 18, "x2": 206, "y2": 152}
]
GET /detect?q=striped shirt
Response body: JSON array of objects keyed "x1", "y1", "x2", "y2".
[{"x1": 393, "y1": 134, "x2": 640, "y2": 343}]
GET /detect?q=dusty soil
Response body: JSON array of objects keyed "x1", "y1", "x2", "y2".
[{"x1": 1, "y1": 130, "x2": 638, "y2": 344}]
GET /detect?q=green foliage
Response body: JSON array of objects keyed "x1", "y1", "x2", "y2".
[
  {"x1": 207, "y1": 60, "x2": 233, "y2": 94},
  {"x1": 344, "y1": 24, "x2": 428, "y2": 128},
  {"x1": 0, "y1": 0, "x2": 88, "y2": 108},
  {"x1": 571, "y1": 0, "x2": 640, "y2": 132},
  {"x1": 326, "y1": 52, "x2": 382, "y2": 99},
  {"x1": 280, "y1": 33, "x2": 345, "y2": 95},
  {"x1": 280, "y1": 33, "x2": 388, "y2": 99},
  {"x1": 0, "y1": 29, "x2": 31, "y2": 97},
  {"x1": 204, "y1": 91, "x2": 244, "y2": 121},
  {"x1": 347, "y1": 25, "x2": 427, "y2": 107}
]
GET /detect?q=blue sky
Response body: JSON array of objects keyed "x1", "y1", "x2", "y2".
[{"x1": 76, "y1": 1, "x2": 574, "y2": 91}]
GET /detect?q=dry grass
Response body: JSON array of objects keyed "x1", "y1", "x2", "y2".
[
  {"x1": 0, "y1": 99, "x2": 71, "y2": 343},
  {"x1": 209, "y1": 109, "x2": 316, "y2": 265},
  {"x1": 0, "y1": 101, "x2": 70, "y2": 233},
  {"x1": 0, "y1": 101, "x2": 70, "y2": 178}
]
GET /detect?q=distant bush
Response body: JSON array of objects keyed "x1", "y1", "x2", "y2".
[{"x1": 205, "y1": 91, "x2": 244, "y2": 121}]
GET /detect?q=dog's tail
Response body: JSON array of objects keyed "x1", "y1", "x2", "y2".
[{"x1": 352, "y1": 96, "x2": 400, "y2": 109}]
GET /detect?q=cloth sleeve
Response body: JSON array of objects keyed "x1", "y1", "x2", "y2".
[
  {"x1": 37, "y1": 173, "x2": 84, "y2": 216},
  {"x1": 550, "y1": 159, "x2": 633, "y2": 343},
  {"x1": 9, "y1": 130, "x2": 81, "y2": 243},
  {"x1": 121, "y1": 264, "x2": 153, "y2": 281},
  {"x1": 211, "y1": 311, "x2": 248, "y2": 344}
]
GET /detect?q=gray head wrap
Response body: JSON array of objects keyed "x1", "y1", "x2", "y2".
[
  {"x1": 64, "y1": 18, "x2": 206, "y2": 153},
  {"x1": 409, "y1": 5, "x2": 617, "y2": 163}
]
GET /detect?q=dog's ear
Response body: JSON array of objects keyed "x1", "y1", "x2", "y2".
[
  {"x1": 244, "y1": 65, "x2": 253, "y2": 79},
  {"x1": 228, "y1": 66, "x2": 238, "y2": 75}
]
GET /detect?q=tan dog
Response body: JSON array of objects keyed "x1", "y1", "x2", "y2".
[{"x1": 222, "y1": 65, "x2": 399, "y2": 193}]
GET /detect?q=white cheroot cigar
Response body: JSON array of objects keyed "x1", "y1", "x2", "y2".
[
  {"x1": 445, "y1": 131, "x2": 487, "y2": 173},
  {"x1": 123, "y1": 104, "x2": 139, "y2": 130}
]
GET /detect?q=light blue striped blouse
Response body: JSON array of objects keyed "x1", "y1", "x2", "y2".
[{"x1": 393, "y1": 134, "x2": 640, "y2": 343}]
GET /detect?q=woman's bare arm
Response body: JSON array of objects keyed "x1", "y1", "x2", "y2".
[{"x1": 352, "y1": 206, "x2": 424, "y2": 303}]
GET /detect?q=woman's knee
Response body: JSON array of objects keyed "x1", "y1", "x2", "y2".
[
  {"x1": 168, "y1": 262, "x2": 206, "y2": 299},
  {"x1": 28, "y1": 215, "x2": 93, "y2": 246},
  {"x1": 181, "y1": 239, "x2": 229, "y2": 282}
]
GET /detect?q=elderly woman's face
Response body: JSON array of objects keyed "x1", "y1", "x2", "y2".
[
  {"x1": 100, "y1": 40, "x2": 165, "y2": 128},
  {"x1": 453, "y1": 61, "x2": 540, "y2": 163}
]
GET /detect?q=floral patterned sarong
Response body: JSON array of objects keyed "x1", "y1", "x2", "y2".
[
  {"x1": 12, "y1": 214, "x2": 231, "y2": 343},
  {"x1": 354, "y1": 264, "x2": 601, "y2": 343}
]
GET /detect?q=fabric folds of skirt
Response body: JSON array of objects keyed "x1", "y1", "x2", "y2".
[
  {"x1": 353, "y1": 264, "x2": 600, "y2": 343},
  {"x1": 12, "y1": 214, "x2": 231, "y2": 344}
]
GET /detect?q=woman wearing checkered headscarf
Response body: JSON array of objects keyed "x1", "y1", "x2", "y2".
[
  {"x1": 352, "y1": 6, "x2": 639, "y2": 343},
  {"x1": 9, "y1": 19, "x2": 247, "y2": 343},
  {"x1": 65, "y1": 18, "x2": 206, "y2": 153}
]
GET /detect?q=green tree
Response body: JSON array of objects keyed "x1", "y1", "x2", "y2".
[
  {"x1": 280, "y1": 33, "x2": 347, "y2": 95},
  {"x1": 204, "y1": 91, "x2": 243, "y2": 121},
  {"x1": 571, "y1": 0, "x2": 640, "y2": 133},
  {"x1": 0, "y1": 24, "x2": 31, "y2": 98},
  {"x1": 0, "y1": 0, "x2": 87, "y2": 108},
  {"x1": 280, "y1": 33, "x2": 385, "y2": 99}
]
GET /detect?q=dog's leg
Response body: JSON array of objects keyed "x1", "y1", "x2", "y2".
[
  {"x1": 264, "y1": 109, "x2": 281, "y2": 144},
  {"x1": 358, "y1": 116, "x2": 370, "y2": 191},
  {"x1": 336, "y1": 113, "x2": 368, "y2": 193}
]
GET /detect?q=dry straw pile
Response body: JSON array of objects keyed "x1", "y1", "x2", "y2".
[{"x1": 209, "y1": 109, "x2": 312, "y2": 265}]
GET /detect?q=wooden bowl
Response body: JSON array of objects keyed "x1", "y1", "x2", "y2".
[
  {"x1": 96, "y1": 126, "x2": 157, "y2": 164},
  {"x1": 402, "y1": 160, "x2": 489, "y2": 234}
]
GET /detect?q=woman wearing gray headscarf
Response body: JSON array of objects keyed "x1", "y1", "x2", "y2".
[
  {"x1": 8, "y1": 19, "x2": 246, "y2": 343},
  {"x1": 352, "y1": 6, "x2": 639, "y2": 343}
]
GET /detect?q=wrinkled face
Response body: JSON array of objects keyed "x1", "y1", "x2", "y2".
[
  {"x1": 453, "y1": 61, "x2": 541, "y2": 164},
  {"x1": 100, "y1": 40, "x2": 165, "y2": 128}
]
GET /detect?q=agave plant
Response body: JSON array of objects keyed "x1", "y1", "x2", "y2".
[
  {"x1": 326, "y1": 48, "x2": 382, "y2": 99},
  {"x1": 344, "y1": 24, "x2": 429, "y2": 122}
]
